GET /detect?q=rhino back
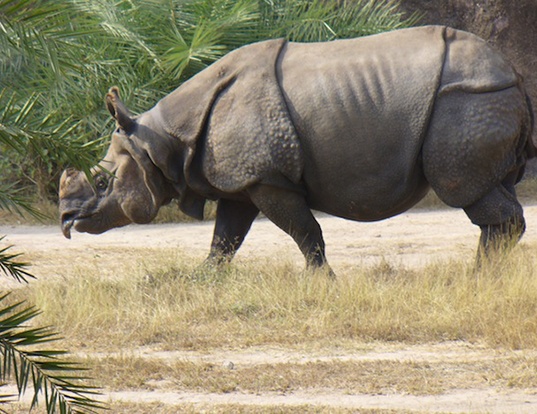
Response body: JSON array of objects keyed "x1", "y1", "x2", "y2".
[{"x1": 278, "y1": 26, "x2": 447, "y2": 220}]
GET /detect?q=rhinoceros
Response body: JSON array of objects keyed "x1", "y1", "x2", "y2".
[{"x1": 59, "y1": 25, "x2": 535, "y2": 272}]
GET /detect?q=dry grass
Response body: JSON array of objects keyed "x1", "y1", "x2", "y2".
[
  {"x1": 102, "y1": 403, "x2": 408, "y2": 414},
  {"x1": 11, "y1": 242, "x2": 537, "y2": 352},
  {"x1": 90, "y1": 352, "x2": 537, "y2": 395},
  {"x1": 5, "y1": 233, "x2": 537, "y2": 411},
  {"x1": 5, "y1": 193, "x2": 537, "y2": 412},
  {"x1": 7, "y1": 401, "x2": 408, "y2": 414}
]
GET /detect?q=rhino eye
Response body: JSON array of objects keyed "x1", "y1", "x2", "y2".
[
  {"x1": 94, "y1": 175, "x2": 109, "y2": 194},
  {"x1": 115, "y1": 127, "x2": 129, "y2": 136}
]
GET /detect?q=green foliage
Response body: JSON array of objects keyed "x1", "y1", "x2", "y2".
[
  {"x1": 0, "y1": 293, "x2": 106, "y2": 413},
  {"x1": 162, "y1": 0, "x2": 419, "y2": 79},
  {"x1": 0, "y1": 240, "x2": 105, "y2": 412},
  {"x1": 0, "y1": 182, "x2": 40, "y2": 219},
  {"x1": 0, "y1": 235, "x2": 105, "y2": 412},
  {"x1": 0, "y1": 0, "x2": 417, "y2": 202},
  {"x1": 0, "y1": 238, "x2": 34, "y2": 283}
]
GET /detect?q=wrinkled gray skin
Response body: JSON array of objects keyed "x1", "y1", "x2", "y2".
[{"x1": 59, "y1": 26, "x2": 535, "y2": 274}]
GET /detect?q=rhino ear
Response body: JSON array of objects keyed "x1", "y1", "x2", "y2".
[{"x1": 106, "y1": 87, "x2": 135, "y2": 133}]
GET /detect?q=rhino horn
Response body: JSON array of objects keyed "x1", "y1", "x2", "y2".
[{"x1": 106, "y1": 87, "x2": 135, "y2": 132}]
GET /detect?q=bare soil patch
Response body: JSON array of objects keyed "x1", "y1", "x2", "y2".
[
  {"x1": 5, "y1": 205, "x2": 528, "y2": 271},
  {"x1": 3, "y1": 205, "x2": 537, "y2": 413}
]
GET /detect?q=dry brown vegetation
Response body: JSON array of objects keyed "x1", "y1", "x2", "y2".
[
  {"x1": 17, "y1": 247, "x2": 537, "y2": 351},
  {"x1": 4, "y1": 242, "x2": 537, "y2": 412},
  {"x1": 3, "y1": 190, "x2": 537, "y2": 412}
]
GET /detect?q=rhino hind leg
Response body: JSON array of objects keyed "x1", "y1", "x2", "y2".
[
  {"x1": 247, "y1": 183, "x2": 333, "y2": 275},
  {"x1": 423, "y1": 87, "x2": 531, "y2": 258},
  {"x1": 423, "y1": 87, "x2": 529, "y2": 208},
  {"x1": 463, "y1": 170, "x2": 525, "y2": 260}
]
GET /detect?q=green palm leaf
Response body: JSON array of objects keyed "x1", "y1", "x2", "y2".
[
  {"x1": 0, "y1": 293, "x2": 106, "y2": 413},
  {"x1": 0, "y1": 239, "x2": 34, "y2": 284},
  {"x1": 0, "y1": 0, "x2": 418, "y2": 202}
]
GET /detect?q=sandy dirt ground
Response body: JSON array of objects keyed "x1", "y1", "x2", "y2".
[
  {"x1": 3, "y1": 205, "x2": 537, "y2": 413},
  {"x1": 8, "y1": 205, "x2": 537, "y2": 270}
]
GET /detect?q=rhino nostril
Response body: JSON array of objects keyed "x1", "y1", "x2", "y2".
[{"x1": 60, "y1": 212, "x2": 75, "y2": 223}]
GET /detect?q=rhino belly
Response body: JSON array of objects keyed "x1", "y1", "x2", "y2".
[
  {"x1": 303, "y1": 149, "x2": 431, "y2": 222},
  {"x1": 277, "y1": 28, "x2": 445, "y2": 220}
]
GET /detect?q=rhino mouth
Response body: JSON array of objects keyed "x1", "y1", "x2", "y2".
[{"x1": 60, "y1": 212, "x2": 95, "y2": 239}]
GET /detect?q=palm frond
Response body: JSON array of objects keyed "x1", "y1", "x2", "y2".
[
  {"x1": 330, "y1": 0, "x2": 422, "y2": 37},
  {"x1": 260, "y1": 0, "x2": 419, "y2": 41},
  {"x1": 0, "y1": 238, "x2": 34, "y2": 284},
  {"x1": 162, "y1": 22, "x2": 227, "y2": 80},
  {"x1": 0, "y1": 293, "x2": 106, "y2": 413},
  {"x1": 0, "y1": 87, "x2": 104, "y2": 189},
  {"x1": 0, "y1": 0, "x2": 84, "y2": 87},
  {"x1": 0, "y1": 90, "x2": 39, "y2": 152},
  {"x1": 0, "y1": 183, "x2": 45, "y2": 222},
  {"x1": 163, "y1": 0, "x2": 260, "y2": 80},
  {"x1": 72, "y1": 0, "x2": 160, "y2": 64},
  {"x1": 0, "y1": 0, "x2": 419, "y2": 205}
]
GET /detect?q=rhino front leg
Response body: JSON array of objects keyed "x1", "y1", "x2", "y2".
[
  {"x1": 207, "y1": 198, "x2": 260, "y2": 264},
  {"x1": 247, "y1": 183, "x2": 334, "y2": 275}
]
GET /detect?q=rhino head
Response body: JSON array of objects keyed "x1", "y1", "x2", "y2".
[{"x1": 59, "y1": 87, "x2": 179, "y2": 238}]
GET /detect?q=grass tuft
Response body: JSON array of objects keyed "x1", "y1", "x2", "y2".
[{"x1": 14, "y1": 244, "x2": 537, "y2": 351}]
